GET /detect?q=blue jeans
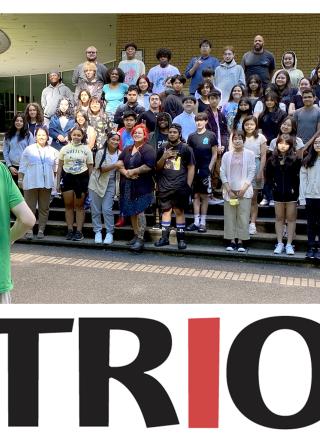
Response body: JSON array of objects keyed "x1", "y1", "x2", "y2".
[{"x1": 89, "y1": 178, "x2": 116, "y2": 234}]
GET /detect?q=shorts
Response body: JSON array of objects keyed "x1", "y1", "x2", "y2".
[
  {"x1": 193, "y1": 175, "x2": 212, "y2": 195},
  {"x1": 158, "y1": 186, "x2": 191, "y2": 211},
  {"x1": 61, "y1": 170, "x2": 89, "y2": 199}
]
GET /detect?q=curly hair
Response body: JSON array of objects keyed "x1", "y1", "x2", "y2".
[
  {"x1": 25, "y1": 102, "x2": 44, "y2": 124},
  {"x1": 55, "y1": 97, "x2": 74, "y2": 117},
  {"x1": 105, "y1": 67, "x2": 125, "y2": 84}
]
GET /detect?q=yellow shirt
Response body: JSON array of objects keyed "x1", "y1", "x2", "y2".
[{"x1": 59, "y1": 143, "x2": 93, "y2": 175}]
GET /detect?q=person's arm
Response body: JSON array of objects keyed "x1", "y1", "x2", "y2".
[
  {"x1": 288, "y1": 102, "x2": 296, "y2": 116},
  {"x1": 113, "y1": 105, "x2": 124, "y2": 126},
  {"x1": 87, "y1": 126, "x2": 97, "y2": 150},
  {"x1": 299, "y1": 166, "x2": 307, "y2": 205},
  {"x1": 56, "y1": 160, "x2": 64, "y2": 193},
  {"x1": 257, "y1": 140, "x2": 267, "y2": 180},
  {"x1": 10, "y1": 201, "x2": 36, "y2": 243},
  {"x1": 238, "y1": 153, "x2": 256, "y2": 198},
  {"x1": 2, "y1": 139, "x2": 18, "y2": 176},
  {"x1": 187, "y1": 163, "x2": 195, "y2": 188},
  {"x1": 209, "y1": 145, "x2": 218, "y2": 172},
  {"x1": 156, "y1": 147, "x2": 172, "y2": 170},
  {"x1": 87, "y1": 164, "x2": 93, "y2": 176}
]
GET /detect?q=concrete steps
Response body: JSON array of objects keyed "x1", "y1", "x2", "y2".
[{"x1": 14, "y1": 198, "x2": 315, "y2": 265}]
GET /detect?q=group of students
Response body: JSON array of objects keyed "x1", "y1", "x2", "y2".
[{"x1": 2, "y1": 38, "x2": 320, "y2": 258}]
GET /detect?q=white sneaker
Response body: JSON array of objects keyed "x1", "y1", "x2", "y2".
[
  {"x1": 274, "y1": 243, "x2": 284, "y2": 254},
  {"x1": 285, "y1": 244, "x2": 295, "y2": 255},
  {"x1": 259, "y1": 198, "x2": 269, "y2": 206},
  {"x1": 249, "y1": 223, "x2": 257, "y2": 235},
  {"x1": 94, "y1": 232, "x2": 102, "y2": 244},
  {"x1": 269, "y1": 200, "x2": 275, "y2": 207},
  {"x1": 104, "y1": 232, "x2": 113, "y2": 245}
]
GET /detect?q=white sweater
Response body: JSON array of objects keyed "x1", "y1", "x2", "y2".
[
  {"x1": 299, "y1": 157, "x2": 320, "y2": 204},
  {"x1": 19, "y1": 143, "x2": 59, "y2": 190}
]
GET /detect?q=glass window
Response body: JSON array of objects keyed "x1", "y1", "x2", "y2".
[
  {"x1": 15, "y1": 75, "x2": 30, "y2": 112},
  {"x1": 0, "y1": 77, "x2": 14, "y2": 131},
  {"x1": 31, "y1": 74, "x2": 47, "y2": 104},
  {"x1": 61, "y1": 70, "x2": 75, "y2": 92}
]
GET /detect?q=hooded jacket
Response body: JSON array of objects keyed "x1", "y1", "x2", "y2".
[
  {"x1": 213, "y1": 59, "x2": 246, "y2": 106},
  {"x1": 41, "y1": 82, "x2": 75, "y2": 119},
  {"x1": 148, "y1": 112, "x2": 172, "y2": 150},
  {"x1": 272, "y1": 51, "x2": 304, "y2": 89}
]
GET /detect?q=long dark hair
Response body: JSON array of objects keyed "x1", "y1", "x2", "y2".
[
  {"x1": 302, "y1": 133, "x2": 320, "y2": 168},
  {"x1": 98, "y1": 132, "x2": 120, "y2": 170},
  {"x1": 311, "y1": 63, "x2": 320, "y2": 87},
  {"x1": 271, "y1": 134, "x2": 296, "y2": 167},
  {"x1": 5, "y1": 112, "x2": 29, "y2": 140},
  {"x1": 279, "y1": 116, "x2": 297, "y2": 148},
  {"x1": 233, "y1": 98, "x2": 253, "y2": 130},
  {"x1": 246, "y1": 74, "x2": 263, "y2": 97}
]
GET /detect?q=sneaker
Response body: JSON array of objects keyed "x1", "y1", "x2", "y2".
[
  {"x1": 127, "y1": 235, "x2": 138, "y2": 246},
  {"x1": 208, "y1": 196, "x2": 224, "y2": 205},
  {"x1": 305, "y1": 249, "x2": 315, "y2": 259},
  {"x1": 274, "y1": 242, "x2": 284, "y2": 254},
  {"x1": 269, "y1": 200, "x2": 275, "y2": 207},
  {"x1": 186, "y1": 223, "x2": 199, "y2": 231},
  {"x1": 37, "y1": 230, "x2": 45, "y2": 239},
  {"x1": 94, "y1": 232, "x2": 102, "y2": 244},
  {"x1": 237, "y1": 244, "x2": 247, "y2": 253},
  {"x1": 198, "y1": 224, "x2": 207, "y2": 233},
  {"x1": 259, "y1": 198, "x2": 269, "y2": 206},
  {"x1": 104, "y1": 232, "x2": 113, "y2": 245},
  {"x1": 25, "y1": 230, "x2": 33, "y2": 240},
  {"x1": 66, "y1": 230, "x2": 74, "y2": 240},
  {"x1": 115, "y1": 216, "x2": 125, "y2": 227},
  {"x1": 249, "y1": 223, "x2": 257, "y2": 235},
  {"x1": 226, "y1": 242, "x2": 237, "y2": 251},
  {"x1": 285, "y1": 243, "x2": 295, "y2": 255},
  {"x1": 73, "y1": 231, "x2": 84, "y2": 241}
]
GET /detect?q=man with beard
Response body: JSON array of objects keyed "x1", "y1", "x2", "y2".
[
  {"x1": 241, "y1": 35, "x2": 275, "y2": 88},
  {"x1": 137, "y1": 93, "x2": 162, "y2": 132},
  {"x1": 41, "y1": 70, "x2": 74, "y2": 125},
  {"x1": 72, "y1": 46, "x2": 107, "y2": 85},
  {"x1": 154, "y1": 123, "x2": 195, "y2": 250},
  {"x1": 149, "y1": 112, "x2": 172, "y2": 151}
]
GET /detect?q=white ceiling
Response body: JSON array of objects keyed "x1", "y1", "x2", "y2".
[{"x1": 0, "y1": 13, "x2": 117, "y2": 76}]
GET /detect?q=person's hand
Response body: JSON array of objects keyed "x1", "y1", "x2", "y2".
[
  {"x1": 237, "y1": 189, "x2": 246, "y2": 198},
  {"x1": 17, "y1": 179, "x2": 23, "y2": 189},
  {"x1": 56, "y1": 184, "x2": 61, "y2": 193},
  {"x1": 127, "y1": 169, "x2": 139, "y2": 179},
  {"x1": 217, "y1": 146, "x2": 225, "y2": 154},
  {"x1": 256, "y1": 171, "x2": 263, "y2": 181},
  {"x1": 163, "y1": 147, "x2": 174, "y2": 160},
  {"x1": 228, "y1": 190, "x2": 237, "y2": 199},
  {"x1": 9, "y1": 166, "x2": 18, "y2": 176},
  {"x1": 194, "y1": 58, "x2": 203, "y2": 69},
  {"x1": 57, "y1": 135, "x2": 65, "y2": 143}
]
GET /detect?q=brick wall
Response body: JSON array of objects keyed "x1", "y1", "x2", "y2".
[{"x1": 116, "y1": 14, "x2": 320, "y2": 86}]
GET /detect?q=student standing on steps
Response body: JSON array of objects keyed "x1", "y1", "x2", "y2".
[
  {"x1": 154, "y1": 123, "x2": 195, "y2": 250},
  {"x1": 186, "y1": 113, "x2": 217, "y2": 234}
]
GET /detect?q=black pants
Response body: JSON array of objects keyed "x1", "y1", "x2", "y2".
[{"x1": 306, "y1": 198, "x2": 320, "y2": 248}]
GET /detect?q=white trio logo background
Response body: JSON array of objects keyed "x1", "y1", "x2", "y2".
[{"x1": 0, "y1": 304, "x2": 318, "y2": 440}]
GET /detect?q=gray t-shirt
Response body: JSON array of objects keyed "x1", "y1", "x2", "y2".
[{"x1": 293, "y1": 107, "x2": 320, "y2": 143}]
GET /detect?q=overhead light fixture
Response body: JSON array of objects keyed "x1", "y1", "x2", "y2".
[{"x1": 0, "y1": 29, "x2": 11, "y2": 54}]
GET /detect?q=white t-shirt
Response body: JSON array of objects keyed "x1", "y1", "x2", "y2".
[
  {"x1": 244, "y1": 133, "x2": 267, "y2": 158},
  {"x1": 118, "y1": 59, "x2": 145, "y2": 85},
  {"x1": 269, "y1": 136, "x2": 304, "y2": 152}
]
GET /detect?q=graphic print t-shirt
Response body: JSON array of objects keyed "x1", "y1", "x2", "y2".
[
  {"x1": 187, "y1": 130, "x2": 217, "y2": 177},
  {"x1": 59, "y1": 143, "x2": 94, "y2": 174}
]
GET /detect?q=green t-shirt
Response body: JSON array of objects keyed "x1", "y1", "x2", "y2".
[{"x1": 0, "y1": 163, "x2": 24, "y2": 293}]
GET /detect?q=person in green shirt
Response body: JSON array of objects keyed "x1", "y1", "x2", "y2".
[{"x1": 0, "y1": 163, "x2": 36, "y2": 303}]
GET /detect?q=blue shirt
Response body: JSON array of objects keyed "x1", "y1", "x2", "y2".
[
  {"x1": 172, "y1": 112, "x2": 197, "y2": 142},
  {"x1": 185, "y1": 55, "x2": 220, "y2": 94}
]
